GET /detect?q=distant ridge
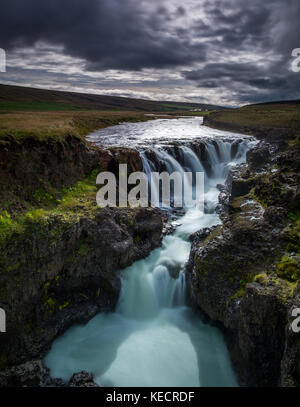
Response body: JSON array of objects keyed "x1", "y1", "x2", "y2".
[
  {"x1": 0, "y1": 83, "x2": 225, "y2": 112},
  {"x1": 248, "y1": 99, "x2": 300, "y2": 107}
]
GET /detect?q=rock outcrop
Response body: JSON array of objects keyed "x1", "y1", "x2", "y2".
[
  {"x1": 0, "y1": 206, "x2": 162, "y2": 371},
  {"x1": 0, "y1": 134, "x2": 144, "y2": 210},
  {"x1": 187, "y1": 137, "x2": 300, "y2": 387},
  {"x1": 0, "y1": 359, "x2": 99, "y2": 387}
]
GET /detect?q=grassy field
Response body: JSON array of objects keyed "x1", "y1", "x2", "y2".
[
  {"x1": 0, "y1": 169, "x2": 100, "y2": 244},
  {"x1": 0, "y1": 110, "x2": 160, "y2": 141},
  {"x1": 0, "y1": 109, "x2": 214, "y2": 142},
  {"x1": 205, "y1": 102, "x2": 300, "y2": 135}
]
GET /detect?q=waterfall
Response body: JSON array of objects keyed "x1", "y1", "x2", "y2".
[
  {"x1": 131, "y1": 139, "x2": 249, "y2": 317},
  {"x1": 45, "y1": 118, "x2": 256, "y2": 387},
  {"x1": 141, "y1": 138, "x2": 250, "y2": 211}
]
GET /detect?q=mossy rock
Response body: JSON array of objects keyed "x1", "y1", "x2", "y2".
[{"x1": 275, "y1": 256, "x2": 300, "y2": 282}]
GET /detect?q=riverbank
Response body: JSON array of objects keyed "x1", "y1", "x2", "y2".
[
  {"x1": 188, "y1": 103, "x2": 300, "y2": 386},
  {"x1": 0, "y1": 110, "x2": 164, "y2": 376}
]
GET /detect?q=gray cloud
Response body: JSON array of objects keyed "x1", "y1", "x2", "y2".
[
  {"x1": 0, "y1": 0, "x2": 206, "y2": 70},
  {"x1": 0, "y1": 0, "x2": 299, "y2": 105}
]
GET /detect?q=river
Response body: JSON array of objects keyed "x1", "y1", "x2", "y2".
[{"x1": 45, "y1": 117, "x2": 256, "y2": 387}]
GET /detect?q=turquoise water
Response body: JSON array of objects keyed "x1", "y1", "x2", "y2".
[{"x1": 45, "y1": 118, "x2": 255, "y2": 386}]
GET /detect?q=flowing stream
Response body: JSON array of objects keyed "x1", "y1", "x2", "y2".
[{"x1": 45, "y1": 117, "x2": 256, "y2": 387}]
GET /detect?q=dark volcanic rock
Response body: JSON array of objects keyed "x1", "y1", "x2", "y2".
[
  {"x1": 186, "y1": 137, "x2": 300, "y2": 387},
  {"x1": 107, "y1": 147, "x2": 143, "y2": 175},
  {"x1": 226, "y1": 164, "x2": 256, "y2": 198},
  {"x1": 280, "y1": 292, "x2": 300, "y2": 387},
  {"x1": 0, "y1": 360, "x2": 99, "y2": 387},
  {"x1": 69, "y1": 371, "x2": 99, "y2": 387},
  {"x1": 0, "y1": 134, "x2": 106, "y2": 205},
  {"x1": 0, "y1": 360, "x2": 51, "y2": 387},
  {"x1": 0, "y1": 207, "x2": 163, "y2": 371},
  {"x1": 246, "y1": 141, "x2": 272, "y2": 169}
]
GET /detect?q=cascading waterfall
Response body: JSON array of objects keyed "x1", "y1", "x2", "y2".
[{"x1": 45, "y1": 118, "x2": 256, "y2": 387}]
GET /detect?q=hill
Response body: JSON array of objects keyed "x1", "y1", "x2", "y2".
[
  {"x1": 0, "y1": 84, "x2": 224, "y2": 112},
  {"x1": 203, "y1": 100, "x2": 300, "y2": 138}
]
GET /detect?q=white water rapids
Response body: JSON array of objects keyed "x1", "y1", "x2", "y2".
[{"x1": 45, "y1": 118, "x2": 256, "y2": 386}]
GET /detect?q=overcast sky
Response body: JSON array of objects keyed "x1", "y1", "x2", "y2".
[{"x1": 0, "y1": 0, "x2": 299, "y2": 106}]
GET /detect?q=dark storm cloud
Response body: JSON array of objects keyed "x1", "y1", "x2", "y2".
[
  {"x1": 183, "y1": 57, "x2": 300, "y2": 103},
  {"x1": 184, "y1": 0, "x2": 300, "y2": 103},
  {"x1": 0, "y1": 0, "x2": 206, "y2": 70},
  {"x1": 0, "y1": 0, "x2": 299, "y2": 104}
]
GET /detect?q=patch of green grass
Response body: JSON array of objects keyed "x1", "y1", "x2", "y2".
[
  {"x1": 0, "y1": 110, "x2": 154, "y2": 143},
  {"x1": 57, "y1": 169, "x2": 98, "y2": 212},
  {"x1": 0, "y1": 169, "x2": 100, "y2": 247},
  {"x1": 206, "y1": 103, "x2": 300, "y2": 136},
  {"x1": 0, "y1": 210, "x2": 25, "y2": 242},
  {"x1": 0, "y1": 101, "x2": 81, "y2": 111}
]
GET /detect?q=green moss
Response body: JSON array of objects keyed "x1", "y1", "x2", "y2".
[
  {"x1": 0, "y1": 210, "x2": 24, "y2": 243},
  {"x1": 24, "y1": 321, "x2": 33, "y2": 335},
  {"x1": 58, "y1": 301, "x2": 70, "y2": 311},
  {"x1": 25, "y1": 209, "x2": 46, "y2": 222},
  {"x1": 77, "y1": 243, "x2": 89, "y2": 256},
  {"x1": 134, "y1": 235, "x2": 141, "y2": 244},
  {"x1": 0, "y1": 169, "x2": 101, "y2": 248},
  {"x1": 250, "y1": 188, "x2": 267, "y2": 208},
  {"x1": 44, "y1": 297, "x2": 56, "y2": 314},
  {"x1": 201, "y1": 226, "x2": 222, "y2": 245},
  {"x1": 32, "y1": 189, "x2": 57, "y2": 205},
  {"x1": 253, "y1": 273, "x2": 269, "y2": 284},
  {"x1": 43, "y1": 282, "x2": 50, "y2": 291},
  {"x1": 227, "y1": 288, "x2": 245, "y2": 306},
  {"x1": 65, "y1": 253, "x2": 76, "y2": 264},
  {"x1": 6, "y1": 262, "x2": 21, "y2": 272},
  {"x1": 275, "y1": 256, "x2": 300, "y2": 282},
  {"x1": 285, "y1": 213, "x2": 300, "y2": 254}
]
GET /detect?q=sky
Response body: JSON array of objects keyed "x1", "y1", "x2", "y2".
[{"x1": 0, "y1": 0, "x2": 299, "y2": 106}]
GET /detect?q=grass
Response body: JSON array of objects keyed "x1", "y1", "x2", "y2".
[
  {"x1": 0, "y1": 110, "x2": 156, "y2": 141},
  {"x1": 0, "y1": 108, "x2": 215, "y2": 143},
  {"x1": 205, "y1": 103, "x2": 300, "y2": 135},
  {"x1": 0, "y1": 101, "x2": 82, "y2": 111},
  {"x1": 0, "y1": 169, "x2": 100, "y2": 245}
]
